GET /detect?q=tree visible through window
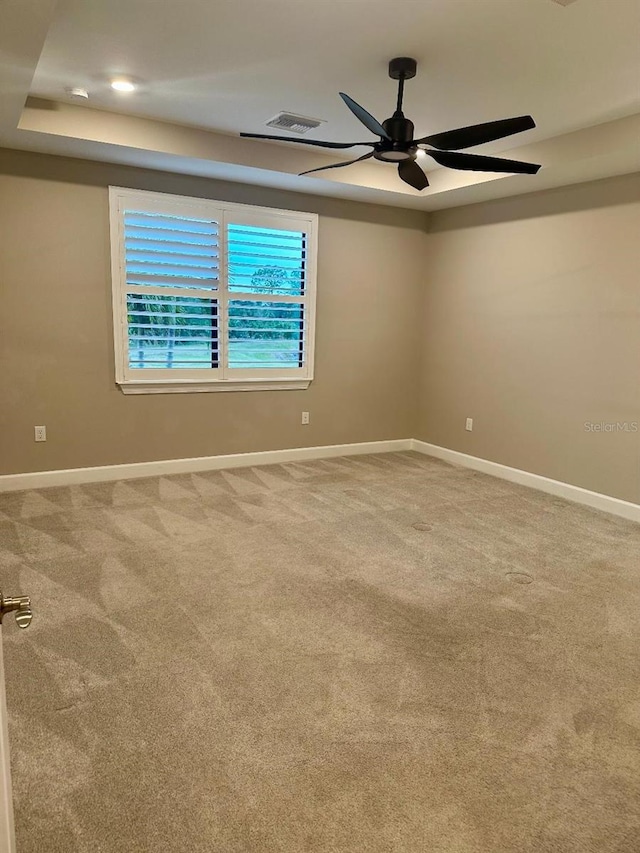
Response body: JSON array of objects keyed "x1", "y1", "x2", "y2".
[
  {"x1": 127, "y1": 294, "x2": 218, "y2": 369},
  {"x1": 228, "y1": 261, "x2": 305, "y2": 370}
]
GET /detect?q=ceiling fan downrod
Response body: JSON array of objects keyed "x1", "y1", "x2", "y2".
[{"x1": 388, "y1": 56, "x2": 417, "y2": 115}]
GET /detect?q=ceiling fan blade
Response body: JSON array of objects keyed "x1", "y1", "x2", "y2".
[
  {"x1": 299, "y1": 150, "x2": 374, "y2": 177},
  {"x1": 398, "y1": 159, "x2": 429, "y2": 190},
  {"x1": 240, "y1": 132, "x2": 374, "y2": 149},
  {"x1": 416, "y1": 116, "x2": 536, "y2": 150},
  {"x1": 339, "y1": 93, "x2": 391, "y2": 140},
  {"x1": 427, "y1": 149, "x2": 540, "y2": 174}
]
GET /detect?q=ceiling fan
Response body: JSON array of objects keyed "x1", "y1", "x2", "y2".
[{"x1": 240, "y1": 57, "x2": 541, "y2": 191}]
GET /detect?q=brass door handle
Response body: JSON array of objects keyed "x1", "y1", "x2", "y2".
[{"x1": 0, "y1": 592, "x2": 33, "y2": 629}]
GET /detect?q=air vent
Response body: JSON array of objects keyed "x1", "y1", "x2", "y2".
[
  {"x1": 266, "y1": 112, "x2": 325, "y2": 135},
  {"x1": 550, "y1": 0, "x2": 579, "y2": 6}
]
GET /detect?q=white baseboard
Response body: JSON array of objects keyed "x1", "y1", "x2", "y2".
[
  {"x1": 1, "y1": 438, "x2": 638, "y2": 524},
  {"x1": 0, "y1": 439, "x2": 412, "y2": 492},
  {"x1": 411, "y1": 439, "x2": 640, "y2": 523}
]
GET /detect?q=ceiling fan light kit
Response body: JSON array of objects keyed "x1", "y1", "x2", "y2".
[{"x1": 241, "y1": 58, "x2": 541, "y2": 191}]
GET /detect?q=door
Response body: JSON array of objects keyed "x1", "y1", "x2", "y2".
[
  {"x1": 0, "y1": 593, "x2": 33, "y2": 853},
  {"x1": 0, "y1": 626, "x2": 16, "y2": 853}
]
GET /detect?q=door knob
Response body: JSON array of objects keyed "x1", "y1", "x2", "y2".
[{"x1": 0, "y1": 592, "x2": 33, "y2": 629}]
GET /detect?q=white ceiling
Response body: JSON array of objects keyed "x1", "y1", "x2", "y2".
[
  {"x1": 1, "y1": 0, "x2": 640, "y2": 210},
  {"x1": 31, "y1": 0, "x2": 640, "y2": 143}
]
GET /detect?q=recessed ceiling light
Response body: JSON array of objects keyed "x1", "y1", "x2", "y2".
[{"x1": 111, "y1": 79, "x2": 136, "y2": 93}]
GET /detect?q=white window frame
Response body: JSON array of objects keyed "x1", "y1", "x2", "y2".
[{"x1": 109, "y1": 187, "x2": 318, "y2": 394}]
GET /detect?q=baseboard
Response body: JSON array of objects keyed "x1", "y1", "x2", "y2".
[
  {"x1": 411, "y1": 439, "x2": 640, "y2": 523},
  {"x1": 2, "y1": 438, "x2": 638, "y2": 524},
  {"x1": 0, "y1": 439, "x2": 412, "y2": 492}
]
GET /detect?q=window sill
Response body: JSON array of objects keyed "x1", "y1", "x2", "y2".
[{"x1": 118, "y1": 379, "x2": 311, "y2": 395}]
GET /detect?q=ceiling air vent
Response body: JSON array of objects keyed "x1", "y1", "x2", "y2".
[{"x1": 266, "y1": 112, "x2": 325, "y2": 135}]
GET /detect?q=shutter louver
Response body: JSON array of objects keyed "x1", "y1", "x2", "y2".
[
  {"x1": 228, "y1": 225, "x2": 305, "y2": 296},
  {"x1": 127, "y1": 295, "x2": 218, "y2": 369},
  {"x1": 125, "y1": 212, "x2": 219, "y2": 290},
  {"x1": 228, "y1": 301, "x2": 304, "y2": 368}
]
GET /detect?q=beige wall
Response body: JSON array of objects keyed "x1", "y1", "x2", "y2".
[
  {"x1": 1, "y1": 150, "x2": 639, "y2": 507},
  {"x1": 418, "y1": 174, "x2": 640, "y2": 504},
  {"x1": 0, "y1": 150, "x2": 426, "y2": 475}
]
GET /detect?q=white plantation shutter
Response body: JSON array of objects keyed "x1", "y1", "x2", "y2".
[
  {"x1": 109, "y1": 188, "x2": 317, "y2": 392},
  {"x1": 225, "y1": 216, "x2": 310, "y2": 375},
  {"x1": 123, "y1": 209, "x2": 220, "y2": 372}
]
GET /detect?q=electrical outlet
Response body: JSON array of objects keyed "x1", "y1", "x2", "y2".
[
  {"x1": 465, "y1": 418, "x2": 473, "y2": 432},
  {"x1": 34, "y1": 425, "x2": 47, "y2": 442},
  {"x1": 301, "y1": 411, "x2": 310, "y2": 425}
]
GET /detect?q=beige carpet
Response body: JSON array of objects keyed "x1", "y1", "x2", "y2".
[{"x1": 1, "y1": 451, "x2": 639, "y2": 853}]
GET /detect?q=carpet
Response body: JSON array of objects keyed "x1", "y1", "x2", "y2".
[{"x1": 1, "y1": 451, "x2": 639, "y2": 852}]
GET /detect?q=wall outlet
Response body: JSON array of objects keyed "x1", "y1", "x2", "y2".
[
  {"x1": 301, "y1": 411, "x2": 310, "y2": 425},
  {"x1": 465, "y1": 418, "x2": 473, "y2": 432},
  {"x1": 34, "y1": 425, "x2": 47, "y2": 442}
]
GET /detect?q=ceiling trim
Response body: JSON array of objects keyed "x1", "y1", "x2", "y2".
[{"x1": 12, "y1": 98, "x2": 640, "y2": 211}]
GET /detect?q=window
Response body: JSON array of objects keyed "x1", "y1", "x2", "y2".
[{"x1": 109, "y1": 187, "x2": 317, "y2": 393}]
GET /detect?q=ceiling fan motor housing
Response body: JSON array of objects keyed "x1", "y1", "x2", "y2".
[
  {"x1": 375, "y1": 114, "x2": 416, "y2": 161},
  {"x1": 373, "y1": 57, "x2": 420, "y2": 161}
]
